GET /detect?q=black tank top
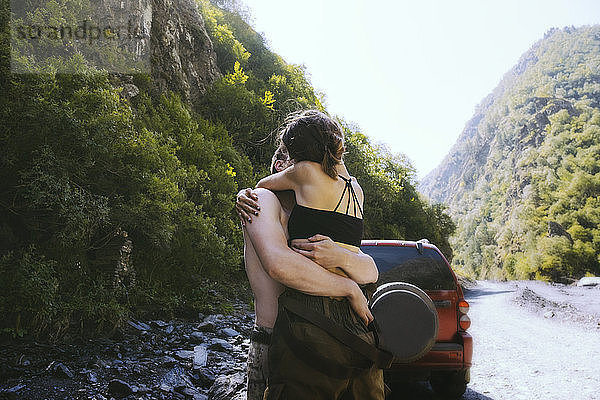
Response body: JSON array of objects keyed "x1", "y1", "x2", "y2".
[
  {"x1": 283, "y1": 175, "x2": 374, "y2": 340},
  {"x1": 288, "y1": 175, "x2": 364, "y2": 247}
]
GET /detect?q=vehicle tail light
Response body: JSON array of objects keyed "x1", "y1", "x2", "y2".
[
  {"x1": 459, "y1": 315, "x2": 471, "y2": 330},
  {"x1": 458, "y1": 299, "x2": 470, "y2": 331}
]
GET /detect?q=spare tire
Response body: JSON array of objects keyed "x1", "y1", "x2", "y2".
[{"x1": 370, "y1": 282, "x2": 438, "y2": 363}]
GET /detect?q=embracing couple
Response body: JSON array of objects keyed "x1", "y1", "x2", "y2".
[{"x1": 236, "y1": 110, "x2": 385, "y2": 400}]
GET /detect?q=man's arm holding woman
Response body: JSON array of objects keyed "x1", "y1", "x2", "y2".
[
  {"x1": 242, "y1": 188, "x2": 374, "y2": 324},
  {"x1": 236, "y1": 188, "x2": 378, "y2": 284},
  {"x1": 289, "y1": 235, "x2": 378, "y2": 284}
]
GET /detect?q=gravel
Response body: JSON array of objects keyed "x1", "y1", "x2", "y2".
[{"x1": 464, "y1": 281, "x2": 600, "y2": 400}]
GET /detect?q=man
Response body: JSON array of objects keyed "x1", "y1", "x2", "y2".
[{"x1": 236, "y1": 146, "x2": 379, "y2": 400}]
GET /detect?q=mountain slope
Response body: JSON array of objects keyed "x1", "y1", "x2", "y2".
[{"x1": 420, "y1": 26, "x2": 600, "y2": 281}]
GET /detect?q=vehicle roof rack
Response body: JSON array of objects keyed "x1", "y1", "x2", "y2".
[{"x1": 416, "y1": 242, "x2": 424, "y2": 254}]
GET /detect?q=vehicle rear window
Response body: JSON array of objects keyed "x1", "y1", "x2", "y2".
[{"x1": 360, "y1": 245, "x2": 456, "y2": 290}]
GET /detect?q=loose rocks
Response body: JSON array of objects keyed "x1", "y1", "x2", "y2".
[
  {"x1": 107, "y1": 379, "x2": 133, "y2": 398},
  {"x1": 0, "y1": 304, "x2": 254, "y2": 400}
]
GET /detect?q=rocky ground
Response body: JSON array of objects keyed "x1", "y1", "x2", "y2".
[
  {"x1": 0, "y1": 305, "x2": 255, "y2": 400},
  {"x1": 2, "y1": 280, "x2": 599, "y2": 400},
  {"x1": 510, "y1": 280, "x2": 600, "y2": 328}
]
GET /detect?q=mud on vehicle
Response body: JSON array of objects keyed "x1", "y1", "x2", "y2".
[{"x1": 361, "y1": 240, "x2": 472, "y2": 399}]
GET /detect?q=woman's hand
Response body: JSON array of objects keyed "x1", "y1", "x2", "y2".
[
  {"x1": 290, "y1": 234, "x2": 344, "y2": 269},
  {"x1": 291, "y1": 235, "x2": 378, "y2": 284},
  {"x1": 235, "y1": 188, "x2": 260, "y2": 225}
]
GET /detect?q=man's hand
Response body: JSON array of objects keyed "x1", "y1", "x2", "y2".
[
  {"x1": 235, "y1": 188, "x2": 260, "y2": 225},
  {"x1": 290, "y1": 234, "x2": 346, "y2": 270},
  {"x1": 348, "y1": 283, "x2": 374, "y2": 325}
]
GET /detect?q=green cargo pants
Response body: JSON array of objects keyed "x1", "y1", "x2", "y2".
[{"x1": 264, "y1": 290, "x2": 385, "y2": 400}]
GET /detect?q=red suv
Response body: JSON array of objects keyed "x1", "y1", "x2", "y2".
[{"x1": 360, "y1": 240, "x2": 472, "y2": 399}]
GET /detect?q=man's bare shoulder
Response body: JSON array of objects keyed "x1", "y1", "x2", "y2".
[
  {"x1": 254, "y1": 187, "x2": 279, "y2": 201},
  {"x1": 253, "y1": 188, "x2": 283, "y2": 214},
  {"x1": 244, "y1": 188, "x2": 287, "y2": 247}
]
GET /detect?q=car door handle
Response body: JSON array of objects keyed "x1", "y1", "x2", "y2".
[{"x1": 433, "y1": 300, "x2": 451, "y2": 308}]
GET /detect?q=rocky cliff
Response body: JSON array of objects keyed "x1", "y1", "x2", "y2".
[
  {"x1": 151, "y1": 0, "x2": 221, "y2": 103},
  {"x1": 99, "y1": 0, "x2": 221, "y2": 102}
]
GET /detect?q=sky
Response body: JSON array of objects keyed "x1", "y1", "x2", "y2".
[{"x1": 239, "y1": 0, "x2": 600, "y2": 179}]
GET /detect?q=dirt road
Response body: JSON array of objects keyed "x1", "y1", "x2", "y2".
[
  {"x1": 465, "y1": 281, "x2": 600, "y2": 400},
  {"x1": 390, "y1": 280, "x2": 600, "y2": 400}
]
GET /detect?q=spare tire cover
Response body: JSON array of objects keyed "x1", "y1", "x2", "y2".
[{"x1": 370, "y1": 282, "x2": 438, "y2": 363}]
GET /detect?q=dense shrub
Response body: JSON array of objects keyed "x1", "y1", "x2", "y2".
[{"x1": 0, "y1": 0, "x2": 455, "y2": 339}]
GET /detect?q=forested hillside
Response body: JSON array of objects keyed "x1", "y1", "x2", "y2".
[
  {"x1": 421, "y1": 26, "x2": 600, "y2": 282},
  {"x1": 0, "y1": 0, "x2": 453, "y2": 339}
]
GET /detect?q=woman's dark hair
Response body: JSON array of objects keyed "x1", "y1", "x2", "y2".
[{"x1": 280, "y1": 110, "x2": 344, "y2": 179}]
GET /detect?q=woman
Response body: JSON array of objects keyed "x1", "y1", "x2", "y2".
[{"x1": 240, "y1": 110, "x2": 385, "y2": 400}]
